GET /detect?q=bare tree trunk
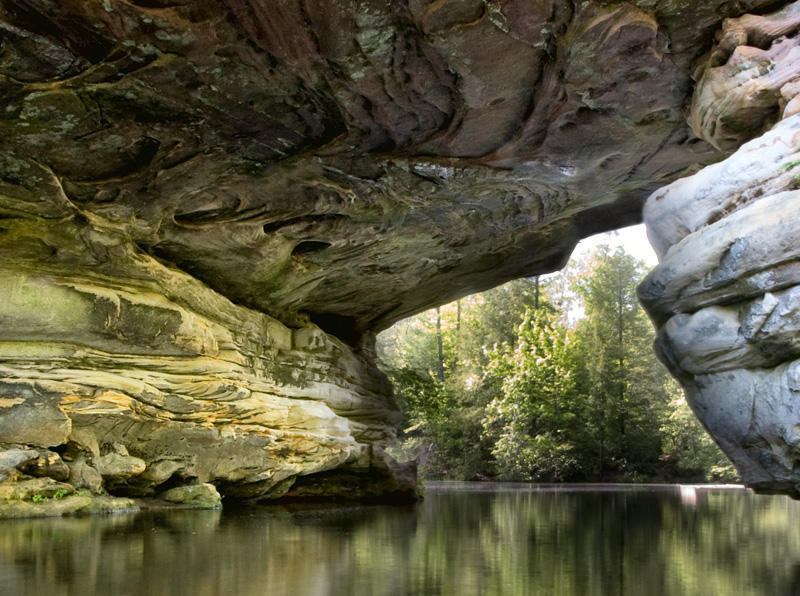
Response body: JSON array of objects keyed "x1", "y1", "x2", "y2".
[
  {"x1": 436, "y1": 306, "x2": 445, "y2": 382},
  {"x1": 452, "y1": 300, "x2": 461, "y2": 372},
  {"x1": 617, "y1": 270, "x2": 627, "y2": 460}
]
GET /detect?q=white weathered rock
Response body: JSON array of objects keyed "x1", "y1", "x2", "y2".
[
  {"x1": 685, "y1": 362, "x2": 800, "y2": 493},
  {"x1": 640, "y1": 0, "x2": 800, "y2": 498},
  {"x1": 657, "y1": 289, "x2": 800, "y2": 377},
  {"x1": 645, "y1": 115, "x2": 800, "y2": 259},
  {"x1": 641, "y1": 189, "x2": 800, "y2": 324}
]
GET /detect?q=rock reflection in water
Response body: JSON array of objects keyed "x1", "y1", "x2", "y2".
[{"x1": 1, "y1": 484, "x2": 800, "y2": 596}]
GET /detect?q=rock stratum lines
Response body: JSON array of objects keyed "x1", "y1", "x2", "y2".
[{"x1": 2, "y1": 0, "x2": 800, "y2": 510}]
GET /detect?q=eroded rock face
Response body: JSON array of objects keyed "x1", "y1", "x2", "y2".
[
  {"x1": 0, "y1": 0, "x2": 794, "y2": 504},
  {"x1": 1, "y1": 0, "x2": 760, "y2": 336},
  {"x1": 640, "y1": 1, "x2": 800, "y2": 497},
  {"x1": 0, "y1": 218, "x2": 413, "y2": 504}
]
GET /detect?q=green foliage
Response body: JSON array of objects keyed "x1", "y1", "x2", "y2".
[
  {"x1": 377, "y1": 246, "x2": 736, "y2": 483},
  {"x1": 383, "y1": 363, "x2": 493, "y2": 479},
  {"x1": 386, "y1": 366, "x2": 452, "y2": 428},
  {"x1": 483, "y1": 309, "x2": 579, "y2": 481},
  {"x1": 780, "y1": 159, "x2": 800, "y2": 170},
  {"x1": 569, "y1": 247, "x2": 671, "y2": 477}
]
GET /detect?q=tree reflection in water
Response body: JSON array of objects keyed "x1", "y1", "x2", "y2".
[{"x1": 1, "y1": 484, "x2": 799, "y2": 596}]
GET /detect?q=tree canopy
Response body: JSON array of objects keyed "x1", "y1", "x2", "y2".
[{"x1": 377, "y1": 245, "x2": 737, "y2": 483}]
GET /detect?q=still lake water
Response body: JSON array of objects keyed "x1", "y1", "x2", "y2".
[{"x1": 2, "y1": 482, "x2": 800, "y2": 596}]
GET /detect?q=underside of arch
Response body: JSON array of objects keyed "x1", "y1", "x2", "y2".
[{"x1": 1, "y1": 0, "x2": 799, "y2": 508}]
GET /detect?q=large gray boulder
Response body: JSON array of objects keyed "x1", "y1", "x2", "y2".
[{"x1": 640, "y1": 1, "x2": 800, "y2": 497}]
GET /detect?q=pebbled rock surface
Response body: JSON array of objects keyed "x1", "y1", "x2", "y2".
[
  {"x1": 0, "y1": 0, "x2": 793, "y2": 505},
  {"x1": 640, "y1": 0, "x2": 800, "y2": 498}
]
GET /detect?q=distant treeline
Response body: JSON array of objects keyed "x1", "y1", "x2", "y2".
[{"x1": 378, "y1": 246, "x2": 738, "y2": 483}]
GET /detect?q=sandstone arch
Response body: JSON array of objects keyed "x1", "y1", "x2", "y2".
[{"x1": 0, "y1": 0, "x2": 798, "y2": 505}]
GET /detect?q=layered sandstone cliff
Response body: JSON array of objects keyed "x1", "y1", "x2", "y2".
[{"x1": 1, "y1": 0, "x2": 797, "y2": 510}]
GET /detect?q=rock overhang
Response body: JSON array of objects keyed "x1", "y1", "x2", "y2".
[
  {"x1": 1, "y1": 0, "x2": 769, "y2": 340},
  {"x1": 2, "y1": 0, "x2": 798, "y2": 506}
]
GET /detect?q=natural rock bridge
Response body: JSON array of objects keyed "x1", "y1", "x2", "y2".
[{"x1": 2, "y1": 0, "x2": 800, "y2": 507}]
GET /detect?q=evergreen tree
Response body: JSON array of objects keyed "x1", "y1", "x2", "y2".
[{"x1": 572, "y1": 246, "x2": 671, "y2": 478}]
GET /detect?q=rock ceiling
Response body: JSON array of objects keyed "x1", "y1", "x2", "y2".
[{"x1": 1, "y1": 0, "x2": 779, "y2": 342}]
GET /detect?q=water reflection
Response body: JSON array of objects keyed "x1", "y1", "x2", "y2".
[{"x1": 2, "y1": 484, "x2": 800, "y2": 596}]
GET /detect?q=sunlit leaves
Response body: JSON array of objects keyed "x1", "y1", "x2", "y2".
[
  {"x1": 377, "y1": 245, "x2": 734, "y2": 482},
  {"x1": 483, "y1": 309, "x2": 579, "y2": 481}
]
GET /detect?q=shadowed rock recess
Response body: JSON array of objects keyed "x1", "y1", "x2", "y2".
[{"x1": 0, "y1": 0, "x2": 796, "y2": 511}]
